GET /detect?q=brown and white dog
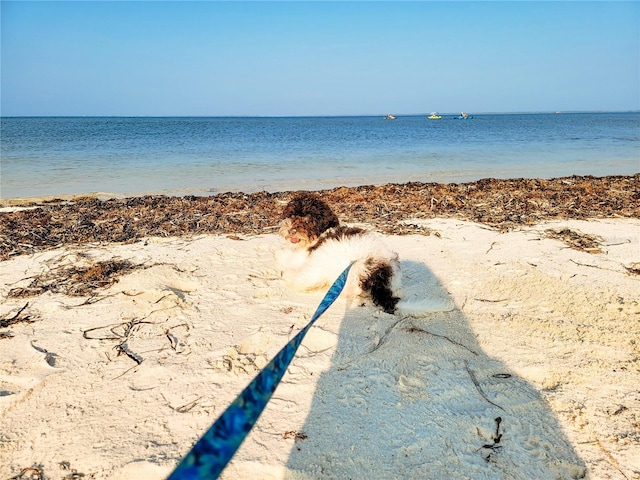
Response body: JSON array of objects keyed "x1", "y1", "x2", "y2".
[{"x1": 275, "y1": 192, "x2": 453, "y2": 316}]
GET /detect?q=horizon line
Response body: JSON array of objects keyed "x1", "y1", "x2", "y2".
[{"x1": 3, "y1": 110, "x2": 640, "y2": 119}]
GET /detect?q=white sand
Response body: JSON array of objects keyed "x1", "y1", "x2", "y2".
[{"x1": 1, "y1": 218, "x2": 638, "y2": 480}]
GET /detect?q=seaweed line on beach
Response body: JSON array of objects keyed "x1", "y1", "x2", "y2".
[
  {"x1": 543, "y1": 228, "x2": 605, "y2": 254},
  {"x1": 1, "y1": 175, "x2": 638, "y2": 259},
  {"x1": 7, "y1": 259, "x2": 143, "y2": 298}
]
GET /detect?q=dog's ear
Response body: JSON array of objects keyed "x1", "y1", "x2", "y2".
[
  {"x1": 281, "y1": 203, "x2": 294, "y2": 220},
  {"x1": 314, "y1": 209, "x2": 339, "y2": 234}
]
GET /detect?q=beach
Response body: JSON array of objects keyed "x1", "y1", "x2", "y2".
[{"x1": 1, "y1": 175, "x2": 639, "y2": 479}]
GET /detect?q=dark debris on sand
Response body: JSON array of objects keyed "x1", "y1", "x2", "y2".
[
  {"x1": 7, "y1": 259, "x2": 139, "y2": 297},
  {"x1": 0, "y1": 303, "x2": 37, "y2": 330},
  {"x1": 543, "y1": 228, "x2": 605, "y2": 254},
  {"x1": 1, "y1": 175, "x2": 638, "y2": 260}
]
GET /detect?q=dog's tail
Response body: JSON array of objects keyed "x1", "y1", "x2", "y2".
[
  {"x1": 395, "y1": 296, "x2": 455, "y2": 317},
  {"x1": 353, "y1": 255, "x2": 455, "y2": 317}
]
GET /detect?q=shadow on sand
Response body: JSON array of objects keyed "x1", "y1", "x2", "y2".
[{"x1": 285, "y1": 260, "x2": 586, "y2": 479}]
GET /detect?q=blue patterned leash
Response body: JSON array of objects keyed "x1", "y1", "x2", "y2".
[{"x1": 167, "y1": 263, "x2": 353, "y2": 480}]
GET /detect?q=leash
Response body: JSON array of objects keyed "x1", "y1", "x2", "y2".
[{"x1": 167, "y1": 263, "x2": 353, "y2": 480}]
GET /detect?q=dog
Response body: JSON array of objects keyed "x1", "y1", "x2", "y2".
[{"x1": 275, "y1": 192, "x2": 453, "y2": 317}]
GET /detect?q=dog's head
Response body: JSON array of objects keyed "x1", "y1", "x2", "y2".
[{"x1": 279, "y1": 193, "x2": 339, "y2": 247}]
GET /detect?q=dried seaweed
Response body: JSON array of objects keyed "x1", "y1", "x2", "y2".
[
  {"x1": 624, "y1": 263, "x2": 640, "y2": 276},
  {"x1": 0, "y1": 303, "x2": 38, "y2": 332},
  {"x1": 7, "y1": 259, "x2": 141, "y2": 298},
  {"x1": 283, "y1": 431, "x2": 308, "y2": 440},
  {"x1": 405, "y1": 325, "x2": 479, "y2": 356},
  {"x1": 1, "y1": 174, "x2": 638, "y2": 259},
  {"x1": 544, "y1": 228, "x2": 605, "y2": 254},
  {"x1": 8, "y1": 467, "x2": 44, "y2": 480},
  {"x1": 464, "y1": 360, "x2": 505, "y2": 411},
  {"x1": 83, "y1": 319, "x2": 155, "y2": 369}
]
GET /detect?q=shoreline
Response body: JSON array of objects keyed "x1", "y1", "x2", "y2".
[{"x1": 1, "y1": 174, "x2": 639, "y2": 260}]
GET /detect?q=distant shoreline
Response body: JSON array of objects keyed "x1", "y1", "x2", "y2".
[{"x1": 2, "y1": 110, "x2": 640, "y2": 119}]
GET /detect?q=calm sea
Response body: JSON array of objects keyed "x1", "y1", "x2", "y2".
[{"x1": 1, "y1": 113, "x2": 638, "y2": 200}]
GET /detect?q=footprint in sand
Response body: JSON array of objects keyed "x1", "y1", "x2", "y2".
[
  {"x1": 209, "y1": 346, "x2": 270, "y2": 376},
  {"x1": 0, "y1": 338, "x2": 61, "y2": 414}
]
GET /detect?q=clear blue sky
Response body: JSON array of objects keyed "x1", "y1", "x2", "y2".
[{"x1": 1, "y1": 1, "x2": 639, "y2": 116}]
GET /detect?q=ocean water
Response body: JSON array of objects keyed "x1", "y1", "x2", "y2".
[{"x1": 1, "y1": 113, "x2": 638, "y2": 200}]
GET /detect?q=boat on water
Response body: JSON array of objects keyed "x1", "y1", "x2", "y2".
[
  {"x1": 428, "y1": 112, "x2": 442, "y2": 120},
  {"x1": 457, "y1": 111, "x2": 473, "y2": 119},
  {"x1": 384, "y1": 113, "x2": 397, "y2": 120}
]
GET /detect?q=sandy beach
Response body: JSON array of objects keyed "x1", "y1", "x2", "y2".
[{"x1": 1, "y1": 175, "x2": 639, "y2": 480}]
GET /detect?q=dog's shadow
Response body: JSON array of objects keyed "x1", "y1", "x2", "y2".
[{"x1": 285, "y1": 260, "x2": 586, "y2": 479}]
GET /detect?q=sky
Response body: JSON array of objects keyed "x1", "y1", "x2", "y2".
[{"x1": 1, "y1": 1, "x2": 639, "y2": 117}]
